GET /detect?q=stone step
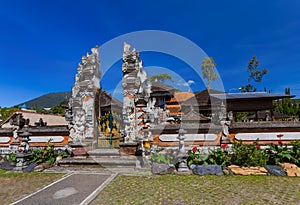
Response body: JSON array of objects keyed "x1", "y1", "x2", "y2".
[
  {"x1": 58, "y1": 156, "x2": 137, "y2": 168},
  {"x1": 87, "y1": 149, "x2": 120, "y2": 157}
]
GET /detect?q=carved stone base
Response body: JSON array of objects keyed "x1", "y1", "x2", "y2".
[
  {"x1": 14, "y1": 152, "x2": 32, "y2": 172},
  {"x1": 177, "y1": 161, "x2": 190, "y2": 172}
]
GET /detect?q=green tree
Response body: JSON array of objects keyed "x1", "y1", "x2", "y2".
[
  {"x1": 51, "y1": 100, "x2": 68, "y2": 116},
  {"x1": 0, "y1": 107, "x2": 19, "y2": 122},
  {"x1": 201, "y1": 57, "x2": 218, "y2": 90},
  {"x1": 241, "y1": 56, "x2": 268, "y2": 92},
  {"x1": 274, "y1": 88, "x2": 299, "y2": 118},
  {"x1": 148, "y1": 73, "x2": 174, "y2": 83}
]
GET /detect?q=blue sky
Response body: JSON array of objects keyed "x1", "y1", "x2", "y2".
[{"x1": 0, "y1": 0, "x2": 300, "y2": 107}]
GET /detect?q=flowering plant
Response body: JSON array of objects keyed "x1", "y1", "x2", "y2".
[
  {"x1": 221, "y1": 144, "x2": 228, "y2": 149},
  {"x1": 151, "y1": 149, "x2": 176, "y2": 165},
  {"x1": 30, "y1": 139, "x2": 68, "y2": 164},
  {"x1": 264, "y1": 143, "x2": 292, "y2": 165},
  {"x1": 187, "y1": 147, "x2": 208, "y2": 166},
  {"x1": 291, "y1": 140, "x2": 300, "y2": 166},
  {"x1": 231, "y1": 140, "x2": 267, "y2": 167},
  {"x1": 207, "y1": 148, "x2": 231, "y2": 166}
]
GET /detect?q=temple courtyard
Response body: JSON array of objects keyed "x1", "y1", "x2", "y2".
[{"x1": 1, "y1": 168, "x2": 300, "y2": 205}]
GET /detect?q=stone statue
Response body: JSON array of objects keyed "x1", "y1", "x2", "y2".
[{"x1": 13, "y1": 127, "x2": 18, "y2": 141}]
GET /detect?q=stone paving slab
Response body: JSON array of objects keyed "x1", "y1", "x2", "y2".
[{"x1": 11, "y1": 173, "x2": 117, "y2": 205}]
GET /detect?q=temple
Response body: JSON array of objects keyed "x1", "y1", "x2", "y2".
[{"x1": 1, "y1": 43, "x2": 300, "y2": 161}]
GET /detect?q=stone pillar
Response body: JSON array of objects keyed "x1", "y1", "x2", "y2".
[{"x1": 70, "y1": 46, "x2": 101, "y2": 142}]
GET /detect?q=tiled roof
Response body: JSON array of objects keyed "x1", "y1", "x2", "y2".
[
  {"x1": 166, "y1": 104, "x2": 183, "y2": 115},
  {"x1": 210, "y1": 92, "x2": 294, "y2": 100}
]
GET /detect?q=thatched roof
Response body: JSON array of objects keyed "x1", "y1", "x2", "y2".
[
  {"x1": 182, "y1": 89, "x2": 224, "y2": 106},
  {"x1": 182, "y1": 109, "x2": 211, "y2": 122},
  {"x1": 99, "y1": 90, "x2": 122, "y2": 108},
  {"x1": 151, "y1": 81, "x2": 176, "y2": 94},
  {"x1": 1, "y1": 110, "x2": 67, "y2": 128},
  {"x1": 169, "y1": 91, "x2": 195, "y2": 103}
]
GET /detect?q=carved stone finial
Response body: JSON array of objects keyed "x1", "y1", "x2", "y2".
[
  {"x1": 91, "y1": 46, "x2": 99, "y2": 56},
  {"x1": 124, "y1": 42, "x2": 131, "y2": 52}
]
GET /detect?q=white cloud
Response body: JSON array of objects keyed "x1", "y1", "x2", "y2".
[
  {"x1": 187, "y1": 80, "x2": 195, "y2": 85},
  {"x1": 181, "y1": 80, "x2": 195, "y2": 87}
]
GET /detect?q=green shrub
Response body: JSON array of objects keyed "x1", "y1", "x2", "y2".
[
  {"x1": 291, "y1": 140, "x2": 300, "y2": 166},
  {"x1": 231, "y1": 140, "x2": 267, "y2": 167},
  {"x1": 207, "y1": 148, "x2": 231, "y2": 166},
  {"x1": 151, "y1": 150, "x2": 176, "y2": 165},
  {"x1": 8, "y1": 152, "x2": 16, "y2": 162},
  {"x1": 264, "y1": 143, "x2": 293, "y2": 165},
  {"x1": 30, "y1": 139, "x2": 68, "y2": 164},
  {"x1": 187, "y1": 147, "x2": 208, "y2": 166}
]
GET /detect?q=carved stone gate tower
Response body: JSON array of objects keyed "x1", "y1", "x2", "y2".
[
  {"x1": 70, "y1": 46, "x2": 101, "y2": 142},
  {"x1": 122, "y1": 43, "x2": 151, "y2": 142}
]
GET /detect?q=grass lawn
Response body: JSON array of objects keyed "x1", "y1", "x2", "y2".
[
  {"x1": 0, "y1": 169, "x2": 64, "y2": 205},
  {"x1": 91, "y1": 174, "x2": 300, "y2": 205}
]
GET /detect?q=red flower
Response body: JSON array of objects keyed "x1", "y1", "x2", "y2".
[
  {"x1": 18, "y1": 148, "x2": 23, "y2": 153},
  {"x1": 277, "y1": 134, "x2": 284, "y2": 138},
  {"x1": 256, "y1": 145, "x2": 261, "y2": 149},
  {"x1": 167, "y1": 150, "x2": 171, "y2": 154},
  {"x1": 221, "y1": 144, "x2": 228, "y2": 149},
  {"x1": 278, "y1": 140, "x2": 283, "y2": 145},
  {"x1": 192, "y1": 147, "x2": 197, "y2": 152}
]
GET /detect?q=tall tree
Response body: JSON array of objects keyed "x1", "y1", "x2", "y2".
[
  {"x1": 274, "y1": 87, "x2": 299, "y2": 118},
  {"x1": 148, "y1": 73, "x2": 174, "y2": 83},
  {"x1": 241, "y1": 56, "x2": 268, "y2": 92},
  {"x1": 201, "y1": 57, "x2": 218, "y2": 90}
]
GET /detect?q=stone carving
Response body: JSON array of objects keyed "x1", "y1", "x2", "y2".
[
  {"x1": 176, "y1": 129, "x2": 189, "y2": 172},
  {"x1": 13, "y1": 128, "x2": 18, "y2": 141},
  {"x1": 69, "y1": 46, "x2": 101, "y2": 142},
  {"x1": 218, "y1": 102, "x2": 233, "y2": 138},
  {"x1": 122, "y1": 42, "x2": 152, "y2": 142}
]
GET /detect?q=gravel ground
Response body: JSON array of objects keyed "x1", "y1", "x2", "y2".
[
  {"x1": 91, "y1": 174, "x2": 300, "y2": 205},
  {"x1": 0, "y1": 170, "x2": 64, "y2": 205}
]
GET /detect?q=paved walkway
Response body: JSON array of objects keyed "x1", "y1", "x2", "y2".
[{"x1": 11, "y1": 172, "x2": 117, "y2": 205}]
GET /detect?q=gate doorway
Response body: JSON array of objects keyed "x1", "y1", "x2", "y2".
[{"x1": 96, "y1": 111, "x2": 123, "y2": 148}]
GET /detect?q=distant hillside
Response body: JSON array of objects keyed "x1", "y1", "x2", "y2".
[{"x1": 17, "y1": 92, "x2": 71, "y2": 109}]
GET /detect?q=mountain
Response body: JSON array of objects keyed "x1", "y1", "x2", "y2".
[{"x1": 17, "y1": 92, "x2": 71, "y2": 109}]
